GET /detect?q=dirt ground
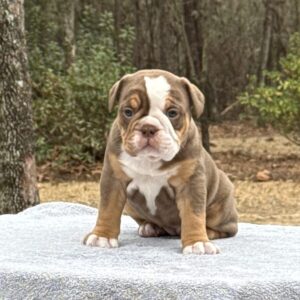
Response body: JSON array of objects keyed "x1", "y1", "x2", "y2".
[{"x1": 39, "y1": 121, "x2": 300, "y2": 225}]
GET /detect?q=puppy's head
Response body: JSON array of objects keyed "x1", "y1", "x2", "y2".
[{"x1": 109, "y1": 70, "x2": 205, "y2": 162}]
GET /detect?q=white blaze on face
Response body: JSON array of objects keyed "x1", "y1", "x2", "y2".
[
  {"x1": 142, "y1": 76, "x2": 180, "y2": 161},
  {"x1": 144, "y1": 76, "x2": 170, "y2": 111}
]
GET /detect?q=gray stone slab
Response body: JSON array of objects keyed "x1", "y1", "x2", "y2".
[{"x1": 0, "y1": 202, "x2": 299, "y2": 299}]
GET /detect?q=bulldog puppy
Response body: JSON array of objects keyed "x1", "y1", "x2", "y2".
[{"x1": 83, "y1": 69, "x2": 238, "y2": 254}]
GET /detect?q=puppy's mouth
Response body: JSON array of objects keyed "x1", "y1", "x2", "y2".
[
  {"x1": 142, "y1": 139, "x2": 157, "y2": 149},
  {"x1": 139, "y1": 141, "x2": 161, "y2": 159}
]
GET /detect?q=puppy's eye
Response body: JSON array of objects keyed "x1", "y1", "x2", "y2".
[
  {"x1": 123, "y1": 107, "x2": 134, "y2": 118},
  {"x1": 166, "y1": 108, "x2": 179, "y2": 119}
]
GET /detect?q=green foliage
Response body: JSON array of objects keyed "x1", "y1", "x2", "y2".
[
  {"x1": 240, "y1": 33, "x2": 300, "y2": 138},
  {"x1": 27, "y1": 6, "x2": 135, "y2": 163}
]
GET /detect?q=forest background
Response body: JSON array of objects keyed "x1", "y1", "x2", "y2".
[{"x1": 16, "y1": 0, "x2": 300, "y2": 223}]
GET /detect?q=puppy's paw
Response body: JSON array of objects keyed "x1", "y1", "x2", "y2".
[
  {"x1": 183, "y1": 241, "x2": 220, "y2": 255},
  {"x1": 83, "y1": 234, "x2": 118, "y2": 248},
  {"x1": 138, "y1": 223, "x2": 167, "y2": 237}
]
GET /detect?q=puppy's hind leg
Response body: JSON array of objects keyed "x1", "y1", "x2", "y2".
[
  {"x1": 138, "y1": 222, "x2": 168, "y2": 237},
  {"x1": 206, "y1": 222, "x2": 238, "y2": 240},
  {"x1": 206, "y1": 194, "x2": 238, "y2": 240},
  {"x1": 124, "y1": 203, "x2": 168, "y2": 237}
]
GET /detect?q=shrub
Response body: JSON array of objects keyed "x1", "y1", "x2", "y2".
[
  {"x1": 28, "y1": 9, "x2": 135, "y2": 163},
  {"x1": 239, "y1": 33, "x2": 300, "y2": 144}
]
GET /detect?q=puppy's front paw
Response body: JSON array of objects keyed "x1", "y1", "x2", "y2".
[
  {"x1": 183, "y1": 241, "x2": 220, "y2": 255},
  {"x1": 84, "y1": 234, "x2": 118, "y2": 248}
]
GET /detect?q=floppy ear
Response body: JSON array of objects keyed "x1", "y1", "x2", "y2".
[
  {"x1": 181, "y1": 77, "x2": 205, "y2": 118},
  {"x1": 108, "y1": 80, "x2": 122, "y2": 113},
  {"x1": 108, "y1": 74, "x2": 131, "y2": 112}
]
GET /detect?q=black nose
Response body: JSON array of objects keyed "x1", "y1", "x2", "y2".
[{"x1": 141, "y1": 124, "x2": 158, "y2": 138}]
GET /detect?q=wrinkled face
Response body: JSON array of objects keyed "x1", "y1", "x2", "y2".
[{"x1": 110, "y1": 71, "x2": 204, "y2": 162}]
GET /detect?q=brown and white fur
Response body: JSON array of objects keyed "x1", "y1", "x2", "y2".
[{"x1": 83, "y1": 69, "x2": 238, "y2": 255}]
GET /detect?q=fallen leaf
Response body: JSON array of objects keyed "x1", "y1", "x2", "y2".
[{"x1": 256, "y1": 169, "x2": 272, "y2": 181}]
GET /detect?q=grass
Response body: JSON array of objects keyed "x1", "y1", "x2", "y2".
[{"x1": 39, "y1": 180, "x2": 300, "y2": 225}]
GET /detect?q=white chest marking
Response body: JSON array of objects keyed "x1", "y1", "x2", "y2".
[{"x1": 119, "y1": 151, "x2": 177, "y2": 215}]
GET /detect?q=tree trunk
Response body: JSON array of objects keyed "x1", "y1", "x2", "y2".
[
  {"x1": 114, "y1": 0, "x2": 121, "y2": 57},
  {"x1": 133, "y1": 0, "x2": 142, "y2": 67},
  {"x1": 257, "y1": 0, "x2": 274, "y2": 86},
  {"x1": 158, "y1": 1, "x2": 167, "y2": 70},
  {"x1": 145, "y1": 0, "x2": 156, "y2": 68},
  {"x1": 0, "y1": 0, "x2": 40, "y2": 214},
  {"x1": 182, "y1": 0, "x2": 211, "y2": 153},
  {"x1": 58, "y1": 0, "x2": 76, "y2": 71},
  {"x1": 268, "y1": 1, "x2": 286, "y2": 71},
  {"x1": 295, "y1": 0, "x2": 300, "y2": 30}
]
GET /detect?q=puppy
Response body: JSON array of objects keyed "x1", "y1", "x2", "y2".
[{"x1": 83, "y1": 69, "x2": 238, "y2": 254}]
